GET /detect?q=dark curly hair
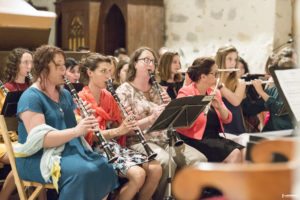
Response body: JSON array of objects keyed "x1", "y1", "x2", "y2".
[
  {"x1": 32, "y1": 45, "x2": 65, "y2": 91},
  {"x1": 4, "y1": 48, "x2": 32, "y2": 83},
  {"x1": 79, "y1": 53, "x2": 111, "y2": 85}
]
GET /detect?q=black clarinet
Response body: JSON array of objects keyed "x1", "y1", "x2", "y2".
[
  {"x1": 107, "y1": 79, "x2": 157, "y2": 160},
  {"x1": 148, "y1": 70, "x2": 183, "y2": 147},
  {"x1": 27, "y1": 72, "x2": 34, "y2": 83},
  {"x1": 0, "y1": 80, "x2": 8, "y2": 96},
  {"x1": 63, "y1": 76, "x2": 118, "y2": 163}
]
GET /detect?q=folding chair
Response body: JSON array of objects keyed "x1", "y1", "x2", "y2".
[
  {"x1": 172, "y1": 138, "x2": 298, "y2": 200},
  {"x1": 0, "y1": 115, "x2": 55, "y2": 200}
]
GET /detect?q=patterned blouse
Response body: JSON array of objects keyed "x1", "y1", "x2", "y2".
[{"x1": 116, "y1": 82, "x2": 168, "y2": 146}]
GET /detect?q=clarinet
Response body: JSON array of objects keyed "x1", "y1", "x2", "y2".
[
  {"x1": 203, "y1": 77, "x2": 220, "y2": 116},
  {"x1": 63, "y1": 76, "x2": 118, "y2": 163},
  {"x1": 106, "y1": 79, "x2": 157, "y2": 160},
  {"x1": 27, "y1": 72, "x2": 34, "y2": 83},
  {"x1": 0, "y1": 80, "x2": 8, "y2": 96},
  {"x1": 148, "y1": 70, "x2": 183, "y2": 146}
]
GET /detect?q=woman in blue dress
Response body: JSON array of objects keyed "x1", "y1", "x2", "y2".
[{"x1": 16, "y1": 45, "x2": 118, "y2": 200}]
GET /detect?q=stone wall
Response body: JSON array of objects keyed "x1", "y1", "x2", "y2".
[{"x1": 164, "y1": 0, "x2": 293, "y2": 73}]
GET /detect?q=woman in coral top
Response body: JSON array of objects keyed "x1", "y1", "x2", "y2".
[
  {"x1": 78, "y1": 53, "x2": 161, "y2": 200},
  {"x1": 176, "y1": 57, "x2": 245, "y2": 163}
]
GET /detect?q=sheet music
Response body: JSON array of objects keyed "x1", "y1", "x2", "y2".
[{"x1": 274, "y1": 68, "x2": 300, "y2": 122}]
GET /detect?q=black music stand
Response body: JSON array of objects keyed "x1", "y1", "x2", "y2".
[
  {"x1": 1, "y1": 91, "x2": 23, "y2": 117},
  {"x1": 147, "y1": 95, "x2": 212, "y2": 200}
]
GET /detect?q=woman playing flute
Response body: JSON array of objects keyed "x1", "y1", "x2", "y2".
[{"x1": 176, "y1": 57, "x2": 245, "y2": 163}]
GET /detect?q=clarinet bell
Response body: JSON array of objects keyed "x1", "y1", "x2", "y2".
[{"x1": 173, "y1": 132, "x2": 184, "y2": 147}]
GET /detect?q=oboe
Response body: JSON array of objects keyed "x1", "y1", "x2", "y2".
[
  {"x1": 203, "y1": 77, "x2": 220, "y2": 116},
  {"x1": 148, "y1": 70, "x2": 183, "y2": 146},
  {"x1": 0, "y1": 80, "x2": 8, "y2": 96},
  {"x1": 107, "y1": 79, "x2": 157, "y2": 160},
  {"x1": 63, "y1": 76, "x2": 118, "y2": 163}
]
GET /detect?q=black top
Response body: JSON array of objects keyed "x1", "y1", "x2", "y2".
[
  {"x1": 202, "y1": 107, "x2": 221, "y2": 139},
  {"x1": 160, "y1": 80, "x2": 183, "y2": 99}
]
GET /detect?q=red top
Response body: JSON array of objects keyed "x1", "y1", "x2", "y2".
[
  {"x1": 4, "y1": 82, "x2": 29, "y2": 92},
  {"x1": 78, "y1": 86, "x2": 124, "y2": 146},
  {"x1": 176, "y1": 83, "x2": 232, "y2": 140}
]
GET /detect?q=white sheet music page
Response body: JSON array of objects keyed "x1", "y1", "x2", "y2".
[{"x1": 274, "y1": 68, "x2": 300, "y2": 122}]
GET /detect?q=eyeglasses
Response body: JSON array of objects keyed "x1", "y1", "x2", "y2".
[
  {"x1": 137, "y1": 58, "x2": 157, "y2": 66},
  {"x1": 208, "y1": 71, "x2": 219, "y2": 77},
  {"x1": 52, "y1": 61, "x2": 65, "y2": 70}
]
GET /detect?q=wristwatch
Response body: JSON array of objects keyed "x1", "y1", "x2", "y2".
[{"x1": 218, "y1": 83, "x2": 224, "y2": 90}]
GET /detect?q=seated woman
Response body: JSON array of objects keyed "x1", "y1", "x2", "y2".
[
  {"x1": 113, "y1": 59, "x2": 129, "y2": 89},
  {"x1": 4, "y1": 48, "x2": 33, "y2": 91},
  {"x1": 77, "y1": 53, "x2": 162, "y2": 200},
  {"x1": 244, "y1": 49, "x2": 296, "y2": 132},
  {"x1": 15, "y1": 45, "x2": 118, "y2": 200},
  {"x1": 215, "y1": 45, "x2": 246, "y2": 135},
  {"x1": 116, "y1": 46, "x2": 207, "y2": 200},
  {"x1": 65, "y1": 57, "x2": 80, "y2": 83},
  {"x1": 158, "y1": 51, "x2": 183, "y2": 99},
  {"x1": 176, "y1": 57, "x2": 245, "y2": 163}
]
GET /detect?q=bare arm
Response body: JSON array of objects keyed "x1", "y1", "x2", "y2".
[
  {"x1": 20, "y1": 110, "x2": 98, "y2": 148},
  {"x1": 219, "y1": 79, "x2": 246, "y2": 106}
]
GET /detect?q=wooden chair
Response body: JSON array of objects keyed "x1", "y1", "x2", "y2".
[
  {"x1": 0, "y1": 115, "x2": 55, "y2": 200},
  {"x1": 172, "y1": 138, "x2": 299, "y2": 200}
]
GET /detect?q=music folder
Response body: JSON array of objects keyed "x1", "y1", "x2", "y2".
[
  {"x1": 147, "y1": 95, "x2": 212, "y2": 133},
  {"x1": 269, "y1": 66, "x2": 300, "y2": 129},
  {"x1": 1, "y1": 91, "x2": 23, "y2": 117}
]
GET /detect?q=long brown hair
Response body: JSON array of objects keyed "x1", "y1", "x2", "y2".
[
  {"x1": 4, "y1": 48, "x2": 32, "y2": 83},
  {"x1": 158, "y1": 51, "x2": 182, "y2": 82},
  {"x1": 215, "y1": 45, "x2": 238, "y2": 92}
]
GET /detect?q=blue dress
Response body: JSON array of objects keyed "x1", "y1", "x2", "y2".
[{"x1": 16, "y1": 87, "x2": 119, "y2": 200}]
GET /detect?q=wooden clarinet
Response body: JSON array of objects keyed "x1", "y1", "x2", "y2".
[
  {"x1": 106, "y1": 79, "x2": 157, "y2": 160},
  {"x1": 148, "y1": 70, "x2": 183, "y2": 146},
  {"x1": 0, "y1": 80, "x2": 8, "y2": 96},
  {"x1": 63, "y1": 76, "x2": 118, "y2": 163}
]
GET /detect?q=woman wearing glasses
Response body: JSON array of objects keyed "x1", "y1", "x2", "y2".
[
  {"x1": 215, "y1": 45, "x2": 246, "y2": 135},
  {"x1": 158, "y1": 51, "x2": 184, "y2": 99},
  {"x1": 176, "y1": 57, "x2": 245, "y2": 163},
  {"x1": 116, "y1": 46, "x2": 207, "y2": 200},
  {"x1": 78, "y1": 53, "x2": 162, "y2": 200},
  {"x1": 4, "y1": 48, "x2": 33, "y2": 91}
]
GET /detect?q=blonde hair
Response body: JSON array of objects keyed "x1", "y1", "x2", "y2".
[{"x1": 215, "y1": 45, "x2": 238, "y2": 92}]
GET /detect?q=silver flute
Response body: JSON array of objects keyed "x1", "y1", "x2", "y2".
[
  {"x1": 218, "y1": 69, "x2": 240, "y2": 72},
  {"x1": 106, "y1": 79, "x2": 157, "y2": 160},
  {"x1": 245, "y1": 80, "x2": 274, "y2": 85},
  {"x1": 63, "y1": 76, "x2": 118, "y2": 163},
  {"x1": 0, "y1": 80, "x2": 8, "y2": 96},
  {"x1": 203, "y1": 77, "x2": 220, "y2": 116}
]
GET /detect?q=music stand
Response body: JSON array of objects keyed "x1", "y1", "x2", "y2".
[
  {"x1": 269, "y1": 66, "x2": 300, "y2": 130},
  {"x1": 1, "y1": 91, "x2": 23, "y2": 117},
  {"x1": 147, "y1": 95, "x2": 212, "y2": 200}
]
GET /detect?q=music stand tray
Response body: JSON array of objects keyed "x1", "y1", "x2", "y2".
[
  {"x1": 1, "y1": 91, "x2": 23, "y2": 117},
  {"x1": 147, "y1": 95, "x2": 212, "y2": 133}
]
